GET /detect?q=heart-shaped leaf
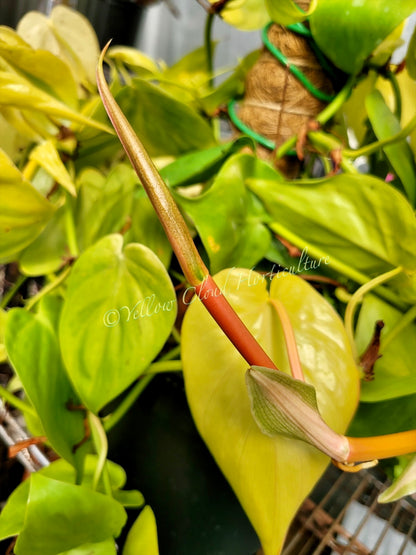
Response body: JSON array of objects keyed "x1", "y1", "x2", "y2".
[
  {"x1": 59, "y1": 234, "x2": 177, "y2": 413},
  {"x1": 181, "y1": 268, "x2": 359, "y2": 555},
  {"x1": 310, "y1": 0, "x2": 415, "y2": 74},
  {"x1": 174, "y1": 154, "x2": 276, "y2": 273},
  {"x1": 14, "y1": 474, "x2": 126, "y2": 555},
  {"x1": 5, "y1": 296, "x2": 87, "y2": 468}
]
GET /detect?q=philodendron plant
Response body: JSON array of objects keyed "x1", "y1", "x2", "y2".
[{"x1": 0, "y1": 1, "x2": 416, "y2": 554}]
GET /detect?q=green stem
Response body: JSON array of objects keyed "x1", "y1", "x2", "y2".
[
  {"x1": 25, "y1": 266, "x2": 71, "y2": 311},
  {"x1": 316, "y1": 75, "x2": 356, "y2": 125},
  {"x1": 268, "y1": 223, "x2": 407, "y2": 311},
  {"x1": 103, "y1": 374, "x2": 153, "y2": 432},
  {"x1": 88, "y1": 412, "x2": 110, "y2": 494},
  {"x1": 144, "y1": 360, "x2": 182, "y2": 374},
  {"x1": 64, "y1": 196, "x2": 79, "y2": 258},
  {"x1": 344, "y1": 266, "x2": 403, "y2": 359},
  {"x1": 381, "y1": 303, "x2": 416, "y2": 351},
  {"x1": 344, "y1": 112, "x2": 416, "y2": 159},
  {"x1": 307, "y1": 131, "x2": 358, "y2": 174},
  {"x1": 1, "y1": 274, "x2": 27, "y2": 309},
  {"x1": 0, "y1": 385, "x2": 37, "y2": 419},
  {"x1": 205, "y1": 13, "x2": 215, "y2": 88},
  {"x1": 103, "y1": 346, "x2": 181, "y2": 432}
]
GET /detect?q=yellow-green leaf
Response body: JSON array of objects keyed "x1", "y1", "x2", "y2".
[
  {"x1": 30, "y1": 140, "x2": 76, "y2": 196},
  {"x1": 123, "y1": 506, "x2": 159, "y2": 555},
  {"x1": 181, "y1": 269, "x2": 359, "y2": 555},
  {"x1": 266, "y1": 0, "x2": 317, "y2": 26},
  {"x1": 0, "y1": 149, "x2": 56, "y2": 262}
]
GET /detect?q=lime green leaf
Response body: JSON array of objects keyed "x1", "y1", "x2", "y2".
[
  {"x1": 14, "y1": 474, "x2": 126, "y2": 555},
  {"x1": 0, "y1": 309, "x2": 7, "y2": 362},
  {"x1": 123, "y1": 506, "x2": 159, "y2": 555},
  {"x1": 181, "y1": 269, "x2": 359, "y2": 555},
  {"x1": 5, "y1": 298, "x2": 87, "y2": 467},
  {"x1": 0, "y1": 150, "x2": 56, "y2": 262},
  {"x1": 407, "y1": 25, "x2": 416, "y2": 80},
  {"x1": 59, "y1": 234, "x2": 177, "y2": 413},
  {"x1": 124, "y1": 188, "x2": 172, "y2": 268},
  {"x1": 75, "y1": 164, "x2": 137, "y2": 251},
  {"x1": 378, "y1": 454, "x2": 416, "y2": 503},
  {"x1": 266, "y1": 0, "x2": 317, "y2": 26},
  {"x1": 160, "y1": 138, "x2": 255, "y2": 188},
  {"x1": 30, "y1": 140, "x2": 77, "y2": 196},
  {"x1": 0, "y1": 26, "x2": 78, "y2": 108},
  {"x1": 108, "y1": 46, "x2": 161, "y2": 76},
  {"x1": 0, "y1": 70, "x2": 111, "y2": 133},
  {"x1": 118, "y1": 79, "x2": 216, "y2": 156},
  {"x1": 59, "y1": 538, "x2": 117, "y2": 555},
  {"x1": 19, "y1": 205, "x2": 68, "y2": 276},
  {"x1": 310, "y1": 0, "x2": 416, "y2": 74},
  {"x1": 248, "y1": 173, "x2": 416, "y2": 301},
  {"x1": 211, "y1": 0, "x2": 270, "y2": 31},
  {"x1": 366, "y1": 89, "x2": 416, "y2": 205},
  {"x1": 355, "y1": 295, "x2": 416, "y2": 402},
  {"x1": 0, "y1": 479, "x2": 29, "y2": 540},
  {"x1": 175, "y1": 153, "x2": 275, "y2": 272}
]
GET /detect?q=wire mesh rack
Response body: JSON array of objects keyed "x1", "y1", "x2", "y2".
[{"x1": 283, "y1": 463, "x2": 416, "y2": 555}]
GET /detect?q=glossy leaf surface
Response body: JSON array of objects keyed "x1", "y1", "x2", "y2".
[
  {"x1": 14, "y1": 474, "x2": 126, "y2": 555},
  {"x1": 366, "y1": 89, "x2": 416, "y2": 205},
  {"x1": 160, "y1": 138, "x2": 255, "y2": 188},
  {"x1": 59, "y1": 538, "x2": 117, "y2": 555},
  {"x1": 116, "y1": 79, "x2": 216, "y2": 157},
  {"x1": 123, "y1": 506, "x2": 159, "y2": 555},
  {"x1": 5, "y1": 297, "x2": 87, "y2": 467},
  {"x1": 0, "y1": 150, "x2": 55, "y2": 261},
  {"x1": 266, "y1": 0, "x2": 317, "y2": 25},
  {"x1": 378, "y1": 455, "x2": 416, "y2": 503},
  {"x1": 310, "y1": 0, "x2": 415, "y2": 74},
  {"x1": 75, "y1": 164, "x2": 137, "y2": 251},
  {"x1": 0, "y1": 26, "x2": 78, "y2": 108},
  {"x1": 248, "y1": 173, "x2": 416, "y2": 301},
  {"x1": 355, "y1": 295, "x2": 416, "y2": 402},
  {"x1": 59, "y1": 234, "x2": 177, "y2": 413},
  {"x1": 182, "y1": 269, "x2": 359, "y2": 555},
  {"x1": 175, "y1": 154, "x2": 275, "y2": 273}
]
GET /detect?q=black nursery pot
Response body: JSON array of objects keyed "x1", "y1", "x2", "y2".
[
  {"x1": 107, "y1": 373, "x2": 261, "y2": 555},
  {"x1": 0, "y1": 0, "x2": 144, "y2": 47}
]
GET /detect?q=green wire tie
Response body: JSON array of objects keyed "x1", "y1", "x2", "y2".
[{"x1": 228, "y1": 21, "x2": 336, "y2": 152}]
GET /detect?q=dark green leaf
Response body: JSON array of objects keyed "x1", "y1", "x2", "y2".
[
  {"x1": 160, "y1": 138, "x2": 255, "y2": 188},
  {"x1": 117, "y1": 79, "x2": 216, "y2": 157}
]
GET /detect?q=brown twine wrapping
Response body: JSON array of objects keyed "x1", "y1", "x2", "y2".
[{"x1": 237, "y1": 15, "x2": 333, "y2": 176}]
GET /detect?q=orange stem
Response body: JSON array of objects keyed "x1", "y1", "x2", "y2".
[
  {"x1": 347, "y1": 431, "x2": 416, "y2": 463},
  {"x1": 196, "y1": 276, "x2": 277, "y2": 369}
]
